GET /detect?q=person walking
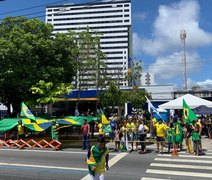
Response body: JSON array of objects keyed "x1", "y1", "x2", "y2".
[
  {"x1": 81, "y1": 119, "x2": 90, "y2": 150},
  {"x1": 87, "y1": 136, "x2": 109, "y2": 180}
]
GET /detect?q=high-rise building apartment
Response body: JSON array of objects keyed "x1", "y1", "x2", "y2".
[{"x1": 46, "y1": 0, "x2": 132, "y2": 87}]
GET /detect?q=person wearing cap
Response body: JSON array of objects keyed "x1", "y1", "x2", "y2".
[{"x1": 87, "y1": 136, "x2": 109, "y2": 180}]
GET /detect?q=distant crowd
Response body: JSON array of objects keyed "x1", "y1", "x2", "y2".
[{"x1": 81, "y1": 113, "x2": 212, "y2": 155}]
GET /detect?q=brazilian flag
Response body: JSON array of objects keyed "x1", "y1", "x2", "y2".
[
  {"x1": 20, "y1": 102, "x2": 36, "y2": 121},
  {"x1": 103, "y1": 124, "x2": 112, "y2": 133},
  {"x1": 183, "y1": 99, "x2": 197, "y2": 124}
]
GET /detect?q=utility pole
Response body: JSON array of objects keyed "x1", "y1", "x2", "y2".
[{"x1": 180, "y1": 29, "x2": 187, "y2": 91}]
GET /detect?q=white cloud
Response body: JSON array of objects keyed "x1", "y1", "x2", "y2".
[
  {"x1": 148, "y1": 51, "x2": 201, "y2": 79},
  {"x1": 187, "y1": 78, "x2": 212, "y2": 89},
  {"x1": 134, "y1": 12, "x2": 146, "y2": 22},
  {"x1": 141, "y1": 0, "x2": 212, "y2": 56},
  {"x1": 196, "y1": 79, "x2": 212, "y2": 89},
  {"x1": 133, "y1": 32, "x2": 142, "y2": 56}
]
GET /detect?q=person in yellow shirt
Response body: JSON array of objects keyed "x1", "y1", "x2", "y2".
[
  {"x1": 131, "y1": 119, "x2": 139, "y2": 151},
  {"x1": 126, "y1": 119, "x2": 133, "y2": 150},
  {"x1": 155, "y1": 118, "x2": 167, "y2": 154},
  {"x1": 87, "y1": 136, "x2": 109, "y2": 180},
  {"x1": 195, "y1": 119, "x2": 203, "y2": 153},
  {"x1": 97, "y1": 121, "x2": 104, "y2": 137},
  {"x1": 17, "y1": 120, "x2": 25, "y2": 140},
  {"x1": 151, "y1": 117, "x2": 157, "y2": 137}
]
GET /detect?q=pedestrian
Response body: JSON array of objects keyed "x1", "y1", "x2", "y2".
[
  {"x1": 81, "y1": 119, "x2": 90, "y2": 150},
  {"x1": 185, "y1": 123, "x2": 193, "y2": 154},
  {"x1": 166, "y1": 123, "x2": 174, "y2": 153},
  {"x1": 155, "y1": 118, "x2": 167, "y2": 154},
  {"x1": 138, "y1": 120, "x2": 149, "y2": 154},
  {"x1": 17, "y1": 120, "x2": 25, "y2": 140},
  {"x1": 191, "y1": 123, "x2": 200, "y2": 156},
  {"x1": 51, "y1": 120, "x2": 59, "y2": 141},
  {"x1": 87, "y1": 136, "x2": 109, "y2": 180},
  {"x1": 114, "y1": 125, "x2": 120, "y2": 151}
]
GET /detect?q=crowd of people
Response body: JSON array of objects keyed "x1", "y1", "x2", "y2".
[{"x1": 82, "y1": 113, "x2": 212, "y2": 156}]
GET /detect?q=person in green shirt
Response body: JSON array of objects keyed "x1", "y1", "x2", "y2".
[
  {"x1": 166, "y1": 123, "x2": 175, "y2": 153},
  {"x1": 87, "y1": 136, "x2": 109, "y2": 180},
  {"x1": 191, "y1": 123, "x2": 200, "y2": 156}
]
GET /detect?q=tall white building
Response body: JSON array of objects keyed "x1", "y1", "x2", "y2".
[{"x1": 46, "y1": 0, "x2": 132, "y2": 87}]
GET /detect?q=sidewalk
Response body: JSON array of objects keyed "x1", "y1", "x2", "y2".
[
  {"x1": 106, "y1": 136, "x2": 212, "y2": 152},
  {"x1": 201, "y1": 136, "x2": 212, "y2": 151}
]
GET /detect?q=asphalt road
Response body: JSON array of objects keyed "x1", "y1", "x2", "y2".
[{"x1": 0, "y1": 142, "x2": 211, "y2": 180}]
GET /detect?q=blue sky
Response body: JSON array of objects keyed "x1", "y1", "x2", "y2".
[{"x1": 0, "y1": 0, "x2": 212, "y2": 89}]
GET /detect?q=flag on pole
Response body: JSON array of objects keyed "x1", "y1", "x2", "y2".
[
  {"x1": 183, "y1": 99, "x2": 197, "y2": 124},
  {"x1": 103, "y1": 124, "x2": 112, "y2": 133},
  {"x1": 20, "y1": 102, "x2": 36, "y2": 121},
  {"x1": 125, "y1": 133, "x2": 129, "y2": 151},
  {"x1": 99, "y1": 109, "x2": 110, "y2": 125},
  {"x1": 145, "y1": 96, "x2": 164, "y2": 121}
]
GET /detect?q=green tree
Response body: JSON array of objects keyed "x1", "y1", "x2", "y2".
[
  {"x1": 75, "y1": 28, "x2": 108, "y2": 110},
  {"x1": 125, "y1": 59, "x2": 142, "y2": 86},
  {"x1": 0, "y1": 17, "x2": 77, "y2": 117},
  {"x1": 124, "y1": 86, "x2": 149, "y2": 110}
]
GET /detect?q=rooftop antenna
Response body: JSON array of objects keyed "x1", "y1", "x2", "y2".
[{"x1": 180, "y1": 29, "x2": 187, "y2": 91}]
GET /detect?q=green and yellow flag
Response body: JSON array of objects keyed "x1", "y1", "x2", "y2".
[
  {"x1": 20, "y1": 102, "x2": 36, "y2": 121},
  {"x1": 98, "y1": 109, "x2": 110, "y2": 125},
  {"x1": 183, "y1": 99, "x2": 197, "y2": 124}
]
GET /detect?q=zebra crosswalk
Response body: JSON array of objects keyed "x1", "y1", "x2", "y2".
[{"x1": 141, "y1": 150, "x2": 212, "y2": 180}]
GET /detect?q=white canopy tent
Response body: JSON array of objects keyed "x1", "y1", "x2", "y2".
[{"x1": 159, "y1": 94, "x2": 212, "y2": 109}]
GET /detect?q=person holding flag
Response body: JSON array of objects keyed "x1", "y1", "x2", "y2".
[
  {"x1": 183, "y1": 99, "x2": 197, "y2": 153},
  {"x1": 87, "y1": 136, "x2": 109, "y2": 180}
]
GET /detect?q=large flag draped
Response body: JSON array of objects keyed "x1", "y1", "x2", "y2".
[
  {"x1": 20, "y1": 102, "x2": 36, "y2": 121},
  {"x1": 183, "y1": 99, "x2": 197, "y2": 124}
]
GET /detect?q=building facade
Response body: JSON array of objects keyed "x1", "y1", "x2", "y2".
[
  {"x1": 140, "y1": 72, "x2": 155, "y2": 86},
  {"x1": 46, "y1": 0, "x2": 132, "y2": 87}
]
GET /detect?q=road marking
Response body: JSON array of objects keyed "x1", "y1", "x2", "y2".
[
  {"x1": 155, "y1": 158, "x2": 212, "y2": 164},
  {"x1": 81, "y1": 152, "x2": 128, "y2": 180},
  {"x1": 0, "y1": 148, "x2": 118, "y2": 155},
  {"x1": 141, "y1": 177, "x2": 172, "y2": 180},
  {"x1": 179, "y1": 151, "x2": 212, "y2": 155},
  {"x1": 158, "y1": 154, "x2": 212, "y2": 159},
  {"x1": 146, "y1": 169, "x2": 212, "y2": 178},
  {"x1": 150, "y1": 163, "x2": 212, "y2": 170},
  {"x1": 0, "y1": 162, "x2": 87, "y2": 171}
]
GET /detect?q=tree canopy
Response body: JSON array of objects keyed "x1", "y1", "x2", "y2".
[{"x1": 0, "y1": 17, "x2": 78, "y2": 116}]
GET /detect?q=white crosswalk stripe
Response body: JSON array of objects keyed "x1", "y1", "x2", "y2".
[{"x1": 142, "y1": 151, "x2": 212, "y2": 180}]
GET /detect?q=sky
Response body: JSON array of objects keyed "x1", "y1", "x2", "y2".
[{"x1": 0, "y1": 0, "x2": 212, "y2": 90}]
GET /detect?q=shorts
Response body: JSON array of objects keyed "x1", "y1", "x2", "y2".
[
  {"x1": 127, "y1": 132, "x2": 133, "y2": 141},
  {"x1": 156, "y1": 136, "x2": 164, "y2": 142}
]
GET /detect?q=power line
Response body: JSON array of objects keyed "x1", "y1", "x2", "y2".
[
  {"x1": 0, "y1": 0, "x2": 107, "y2": 21},
  {"x1": 142, "y1": 59, "x2": 212, "y2": 68},
  {"x1": 0, "y1": 0, "x2": 69, "y2": 16}
]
